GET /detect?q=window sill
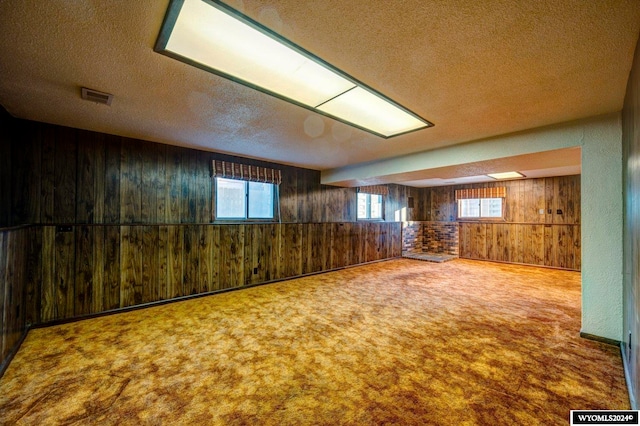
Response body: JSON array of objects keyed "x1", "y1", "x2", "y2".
[
  {"x1": 457, "y1": 218, "x2": 506, "y2": 222},
  {"x1": 213, "y1": 219, "x2": 278, "y2": 224}
]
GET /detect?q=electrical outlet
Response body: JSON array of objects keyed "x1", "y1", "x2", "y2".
[
  {"x1": 253, "y1": 267, "x2": 258, "y2": 274},
  {"x1": 556, "y1": 209, "x2": 563, "y2": 215},
  {"x1": 538, "y1": 209, "x2": 544, "y2": 214}
]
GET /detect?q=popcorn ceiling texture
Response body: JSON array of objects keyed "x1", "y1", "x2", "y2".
[{"x1": 0, "y1": 1, "x2": 638, "y2": 172}]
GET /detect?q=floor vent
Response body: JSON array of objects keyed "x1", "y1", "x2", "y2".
[{"x1": 81, "y1": 87, "x2": 113, "y2": 106}]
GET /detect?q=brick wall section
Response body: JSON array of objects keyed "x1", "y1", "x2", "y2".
[
  {"x1": 401, "y1": 221, "x2": 424, "y2": 253},
  {"x1": 423, "y1": 221, "x2": 459, "y2": 255}
]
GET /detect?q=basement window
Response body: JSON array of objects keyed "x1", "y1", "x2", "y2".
[
  {"x1": 358, "y1": 193, "x2": 383, "y2": 220},
  {"x1": 215, "y1": 177, "x2": 275, "y2": 220},
  {"x1": 458, "y1": 198, "x2": 503, "y2": 219}
]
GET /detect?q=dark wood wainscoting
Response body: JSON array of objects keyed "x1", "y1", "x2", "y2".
[
  {"x1": 459, "y1": 223, "x2": 581, "y2": 271},
  {"x1": 0, "y1": 227, "x2": 28, "y2": 373},
  {"x1": 21, "y1": 222, "x2": 401, "y2": 325}
]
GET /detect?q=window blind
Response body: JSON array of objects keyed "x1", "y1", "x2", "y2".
[
  {"x1": 212, "y1": 160, "x2": 282, "y2": 185},
  {"x1": 357, "y1": 185, "x2": 389, "y2": 196},
  {"x1": 455, "y1": 187, "x2": 506, "y2": 200}
]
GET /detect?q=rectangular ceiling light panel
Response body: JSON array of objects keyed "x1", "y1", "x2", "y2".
[
  {"x1": 317, "y1": 87, "x2": 430, "y2": 137},
  {"x1": 487, "y1": 171, "x2": 525, "y2": 180},
  {"x1": 155, "y1": 0, "x2": 433, "y2": 138}
]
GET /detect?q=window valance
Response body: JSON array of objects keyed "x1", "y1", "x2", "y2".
[
  {"x1": 358, "y1": 185, "x2": 389, "y2": 196},
  {"x1": 455, "y1": 187, "x2": 506, "y2": 200},
  {"x1": 212, "y1": 160, "x2": 282, "y2": 185}
]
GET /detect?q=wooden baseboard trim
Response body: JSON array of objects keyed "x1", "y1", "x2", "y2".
[
  {"x1": 579, "y1": 331, "x2": 620, "y2": 347},
  {"x1": 459, "y1": 256, "x2": 580, "y2": 272},
  {"x1": 0, "y1": 325, "x2": 30, "y2": 380}
]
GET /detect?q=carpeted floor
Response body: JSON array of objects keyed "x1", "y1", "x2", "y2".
[{"x1": 0, "y1": 259, "x2": 629, "y2": 425}]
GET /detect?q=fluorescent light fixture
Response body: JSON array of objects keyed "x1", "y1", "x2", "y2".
[
  {"x1": 487, "y1": 171, "x2": 525, "y2": 180},
  {"x1": 155, "y1": 0, "x2": 433, "y2": 138}
]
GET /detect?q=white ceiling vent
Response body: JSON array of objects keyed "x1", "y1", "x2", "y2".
[{"x1": 81, "y1": 87, "x2": 113, "y2": 106}]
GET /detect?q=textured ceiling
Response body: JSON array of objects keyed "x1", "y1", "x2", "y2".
[{"x1": 0, "y1": 0, "x2": 638, "y2": 186}]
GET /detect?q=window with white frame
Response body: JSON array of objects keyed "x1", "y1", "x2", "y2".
[
  {"x1": 458, "y1": 197, "x2": 503, "y2": 219},
  {"x1": 357, "y1": 193, "x2": 383, "y2": 220},
  {"x1": 215, "y1": 177, "x2": 275, "y2": 220}
]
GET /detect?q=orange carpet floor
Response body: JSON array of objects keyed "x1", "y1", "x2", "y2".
[{"x1": 0, "y1": 259, "x2": 629, "y2": 425}]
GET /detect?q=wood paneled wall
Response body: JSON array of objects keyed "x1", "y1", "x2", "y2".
[
  {"x1": 622, "y1": 35, "x2": 640, "y2": 408},
  {"x1": 458, "y1": 223, "x2": 580, "y2": 270},
  {"x1": 2, "y1": 117, "x2": 420, "y2": 227},
  {"x1": 425, "y1": 177, "x2": 580, "y2": 224},
  {"x1": 19, "y1": 222, "x2": 399, "y2": 324},
  {"x1": 425, "y1": 176, "x2": 581, "y2": 270},
  {"x1": 0, "y1": 113, "x2": 405, "y2": 335},
  {"x1": 0, "y1": 227, "x2": 28, "y2": 372},
  {"x1": 0, "y1": 109, "x2": 12, "y2": 227}
]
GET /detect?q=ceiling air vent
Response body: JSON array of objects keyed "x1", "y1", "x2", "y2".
[{"x1": 81, "y1": 87, "x2": 113, "y2": 106}]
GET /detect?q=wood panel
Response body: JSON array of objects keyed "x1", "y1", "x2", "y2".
[
  {"x1": 0, "y1": 229, "x2": 27, "y2": 367},
  {"x1": 54, "y1": 227, "x2": 75, "y2": 318},
  {"x1": 77, "y1": 130, "x2": 105, "y2": 224},
  {"x1": 245, "y1": 224, "x2": 277, "y2": 284},
  {"x1": 120, "y1": 139, "x2": 142, "y2": 223},
  {"x1": 104, "y1": 135, "x2": 122, "y2": 224},
  {"x1": 321, "y1": 185, "x2": 355, "y2": 222},
  {"x1": 40, "y1": 125, "x2": 56, "y2": 224},
  {"x1": 41, "y1": 226, "x2": 56, "y2": 322},
  {"x1": 0, "y1": 231, "x2": 6, "y2": 362},
  {"x1": 219, "y1": 225, "x2": 244, "y2": 289},
  {"x1": 197, "y1": 225, "x2": 212, "y2": 293},
  {"x1": 0, "y1": 110, "x2": 12, "y2": 226},
  {"x1": 196, "y1": 151, "x2": 211, "y2": 223},
  {"x1": 104, "y1": 226, "x2": 121, "y2": 310},
  {"x1": 11, "y1": 121, "x2": 41, "y2": 224},
  {"x1": 158, "y1": 226, "x2": 169, "y2": 300},
  {"x1": 425, "y1": 176, "x2": 580, "y2": 225},
  {"x1": 91, "y1": 225, "x2": 105, "y2": 314},
  {"x1": 330, "y1": 223, "x2": 349, "y2": 269},
  {"x1": 5, "y1": 117, "x2": 419, "y2": 228},
  {"x1": 460, "y1": 223, "x2": 580, "y2": 271},
  {"x1": 142, "y1": 226, "x2": 159, "y2": 303},
  {"x1": 167, "y1": 225, "x2": 184, "y2": 298},
  {"x1": 140, "y1": 141, "x2": 162, "y2": 224},
  {"x1": 54, "y1": 127, "x2": 77, "y2": 223},
  {"x1": 183, "y1": 225, "x2": 199, "y2": 295},
  {"x1": 2, "y1": 115, "x2": 411, "y2": 334},
  {"x1": 429, "y1": 175, "x2": 580, "y2": 270},
  {"x1": 181, "y1": 149, "x2": 197, "y2": 223},
  {"x1": 280, "y1": 223, "x2": 302, "y2": 278},
  {"x1": 364, "y1": 222, "x2": 378, "y2": 262},
  {"x1": 25, "y1": 226, "x2": 42, "y2": 325},
  {"x1": 165, "y1": 145, "x2": 183, "y2": 224},
  {"x1": 278, "y1": 166, "x2": 297, "y2": 223},
  {"x1": 208, "y1": 225, "x2": 221, "y2": 292},
  {"x1": 74, "y1": 226, "x2": 94, "y2": 316},
  {"x1": 120, "y1": 226, "x2": 142, "y2": 307},
  {"x1": 3, "y1": 222, "x2": 400, "y2": 326}
]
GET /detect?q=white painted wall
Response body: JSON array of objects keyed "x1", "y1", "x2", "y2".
[
  {"x1": 580, "y1": 115, "x2": 623, "y2": 341},
  {"x1": 323, "y1": 113, "x2": 624, "y2": 341}
]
